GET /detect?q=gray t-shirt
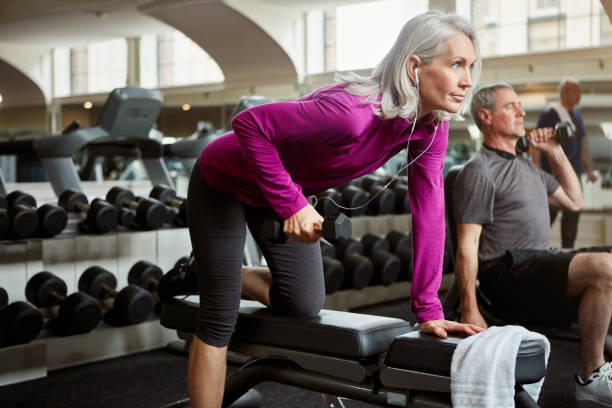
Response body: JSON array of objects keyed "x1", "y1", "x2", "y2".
[{"x1": 453, "y1": 146, "x2": 560, "y2": 262}]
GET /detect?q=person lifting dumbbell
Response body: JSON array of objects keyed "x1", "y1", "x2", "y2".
[
  {"x1": 25, "y1": 271, "x2": 101, "y2": 335},
  {"x1": 158, "y1": 11, "x2": 484, "y2": 407},
  {"x1": 78, "y1": 266, "x2": 154, "y2": 326},
  {"x1": 105, "y1": 187, "x2": 166, "y2": 230},
  {"x1": 7, "y1": 191, "x2": 68, "y2": 238},
  {"x1": 0, "y1": 287, "x2": 43, "y2": 347},
  {"x1": 58, "y1": 189, "x2": 118, "y2": 234}
]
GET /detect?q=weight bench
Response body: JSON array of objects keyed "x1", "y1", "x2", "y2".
[{"x1": 160, "y1": 297, "x2": 546, "y2": 407}]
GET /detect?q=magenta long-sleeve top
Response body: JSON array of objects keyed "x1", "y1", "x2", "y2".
[{"x1": 198, "y1": 83, "x2": 447, "y2": 323}]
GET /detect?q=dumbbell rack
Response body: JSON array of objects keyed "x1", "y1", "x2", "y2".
[
  {"x1": 0, "y1": 180, "x2": 189, "y2": 386},
  {"x1": 0, "y1": 181, "x2": 452, "y2": 387}
]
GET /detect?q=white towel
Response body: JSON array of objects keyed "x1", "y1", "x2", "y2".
[
  {"x1": 450, "y1": 325, "x2": 550, "y2": 408},
  {"x1": 550, "y1": 102, "x2": 576, "y2": 131}
]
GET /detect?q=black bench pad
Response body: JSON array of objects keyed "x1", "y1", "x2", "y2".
[
  {"x1": 385, "y1": 331, "x2": 546, "y2": 383},
  {"x1": 161, "y1": 297, "x2": 412, "y2": 359}
]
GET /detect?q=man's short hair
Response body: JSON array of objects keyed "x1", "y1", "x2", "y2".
[
  {"x1": 470, "y1": 83, "x2": 514, "y2": 130},
  {"x1": 558, "y1": 77, "x2": 580, "y2": 94}
]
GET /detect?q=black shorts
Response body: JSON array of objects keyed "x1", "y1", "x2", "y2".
[{"x1": 478, "y1": 246, "x2": 612, "y2": 328}]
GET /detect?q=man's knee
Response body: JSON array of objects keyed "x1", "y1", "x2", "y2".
[{"x1": 581, "y1": 253, "x2": 612, "y2": 288}]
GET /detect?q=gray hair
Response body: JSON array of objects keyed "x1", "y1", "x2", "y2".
[
  {"x1": 336, "y1": 10, "x2": 481, "y2": 122},
  {"x1": 470, "y1": 82, "x2": 513, "y2": 129},
  {"x1": 558, "y1": 77, "x2": 580, "y2": 94}
]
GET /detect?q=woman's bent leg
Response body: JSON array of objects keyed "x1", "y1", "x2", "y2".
[{"x1": 186, "y1": 168, "x2": 247, "y2": 408}]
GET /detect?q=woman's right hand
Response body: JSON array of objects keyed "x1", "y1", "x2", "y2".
[{"x1": 283, "y1": 204, "x2": 324, "y2": 243}]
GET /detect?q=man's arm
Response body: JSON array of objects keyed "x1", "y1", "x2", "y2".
[
  {"x1": 455, "y1": 222, "x2": 488, "y2": 328},
  {"x1": 530, "y1": 128, "x2": 584, "y2": 211},
  {"x1": 581, "y1": 138, "x2": 597, "y2": 182}
]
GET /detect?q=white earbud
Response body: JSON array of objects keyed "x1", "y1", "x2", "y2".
[{"x1": 414, "y1": 67, "x2": 420, "y2": 87}]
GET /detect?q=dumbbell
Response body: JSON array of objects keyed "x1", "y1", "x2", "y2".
[
  {"x1": 322, "y1": 257, "x2": 344, "y2": 295},
  {"x1": 314, "y1": 188, "x2": 342, "y2": 217},
  {"x1": 516, "y1": 121, "x2": 574, "y2": 154},
  {"x1": 338, "y1": 184, "x2": 368, "y2": 217},
  {"x1": 0, "y1": 287, "x2": 43, "y2": 347},
  {"x1": 320, "y1": 240, "x2": 372, "y2": 290},
  {"x1": 58, "y1": 189, "x2": 118, "y2": 234},
  {"x1": 357, "y1": 176, "x2": 396, "y2": 215},
  {"x1": 92, "y1": 198, "x2": 135, "y2": 228},
  {"x1": 386, "y1": 230, "x2": 413, "y2": 281},
  {"x1": 0, "y1": 196, "x2": 11, "y2": 240},
  {"x1": 7, "y1": 191, "x2": 68, "y2": 237},
  {"x1": 128, "y1": 260, "x2": 164, "y2": 315},
  {"x1": 25, "y1": 271, "x2": 102, "y2": 335},
  {"x1": 262, "y1": 209, "x2": 351, "y2": 246},
  {"x1": 79, "y1": 266, "x2": 154, "y2": 325},
  {"x1": 361, "y1": 233, "x2": 400, "y2": 286},
  {"x1": 391, "y1": 183, "x2": 411, "y2": 214},
  {"x1": 106, "y1": 187, "x2": 166, "y2": 230},
  {"x1": 149, "y1": 185, "x2": 188, "y2": 226}
]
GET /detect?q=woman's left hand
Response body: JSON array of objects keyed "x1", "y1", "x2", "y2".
[{"x1": 420, "y1": 319, "x2": 485, "y2": 339}]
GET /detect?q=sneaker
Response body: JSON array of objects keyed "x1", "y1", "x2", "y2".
[
  {"x1": 576, "y1": 362, "x2": 612, "y2": 406},
  {"x1": 157, "y1": 256, "x2": 197, "y2": 300}
]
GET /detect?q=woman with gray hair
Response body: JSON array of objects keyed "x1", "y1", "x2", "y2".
[{"x1": 167, "y1": 9, "x2": 483, "y2": 408}]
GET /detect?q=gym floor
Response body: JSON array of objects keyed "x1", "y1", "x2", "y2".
[{"x1": 0, "y1": 298, "x2": 581, "y2": 408}]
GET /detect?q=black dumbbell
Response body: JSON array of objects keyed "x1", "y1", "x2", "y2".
[
  {"x1": 341, "y1": 253, "x2": 373, "y2": 290},
  {"x1": 335, "y1": 238, "x2": 363, "y2": 262},
  {"x1": 79, "y1": 266, "x2": 154, "y2": 325},
  {"x1": 149, "y1": 185, "x2": 188, "y2": 226},
  {"x1": 25, "y1": 271, "x2": 102, "y2": 335},
  {"x1": 0, "y1": 287, "x2": 43, "y2": 347},
  {"x1": 7, "y1": 191, "x2": 68, "y2": 237},
  {"x1": 58, "y1": 189, "x2": 118, "y2": 234},
  {"x1": 106, "y1": 187, "x2": 166, "y2": 230},
  {"x1": 339, "y1": 185, "x2": 368, "y2": 217},
  {"x1": 517, "y1": 121, "x2": 574, "y2": 154},
  {"x1": 361, "y1": 233, "x2": 399, "y2": 286},
  {"x1": 0, "y1": 196, "x2": 11, "y2": 240},
  {"x1": 322, "y1": 257, "x2": 344, "y2": 295},
  {"x1": 91, "y1": 198, "x2": 135, "y2": 228},
  {"x1": 4, "y1": 192, "x2": 38, "y2": 239},
  {"x1": 357, "y1": 176, "x2": 396, "y2": 215},
  {"x1": 386, "y1": 230, "x2": 412, "y2": 281},
  {"x1": 128, "y1": 260, "x2": 165, "y2": 315},
  {"x1": 314, "y1": 188, "x2": 342, "y2": 217},
  {"x1": 361, "y1": 233, "x2": 390, "y2": 257},
  {"x1": 262, "y1": 210, "x2": 351, "y2": 246},
  {"x1": 391, "y1": 183, "x2": 411, "y2": 214}
]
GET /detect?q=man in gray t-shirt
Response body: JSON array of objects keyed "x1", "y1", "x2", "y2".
[{"x1": 453, "y1": 83, "x2": 612, "y2": 404}]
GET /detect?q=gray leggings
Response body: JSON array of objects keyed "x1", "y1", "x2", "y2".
[{"x1": 186, "y1": 167, "x2": 325, "y2": 347}]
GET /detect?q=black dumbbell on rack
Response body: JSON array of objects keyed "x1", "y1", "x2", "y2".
[
  {"x1": 7, "y1": 191, "x2": 68, "y2": 237},
  {"x1": 385, "y1": 230, "x2": 413, "y2": 281},
  {"x1": 128, "y1": 260, "x2": 165, "y2": 315},
  {"x1": 105, "y1": 187, "x2": 167, "y2": 230},
  {"x1": 338, "y1": 184, "x2": 368, "y2": 217},
  {"x1": 358, "y1": 175, "x2": 396, "y2": 216},
  {"x1": 91, "y1": 198, "x2": 135, "y2": 228},
  {"x1": 79, "y1": 266, "x2": 154, "y2": 326},
  {"x1": 0, "y1": 287, "x2": 44, "y2": 347},
  {"x1": 2, "y1": 193, "x2": 38, "y2": 239},
  {"x1": 58, "y1": 189, "x2": 118, "y2": 234},
  {"x1": 149, "y1": 185, "x2": 188, "y2": 226},
  {"x1": 25, "y1": 271, "x2": 102, "y2": 335},
  {"x1": 333, "y1": 238, "x2": 374, "y2": 290},
  {"x1": 0, "y1": 196, "x2": 11, "y2": 240},
  {"x1": 314, "y1": 188, "x2": 342, "y2": 217},
  {"x1": 361, "y1": 233, "x2": 400, "y2": 286}
]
